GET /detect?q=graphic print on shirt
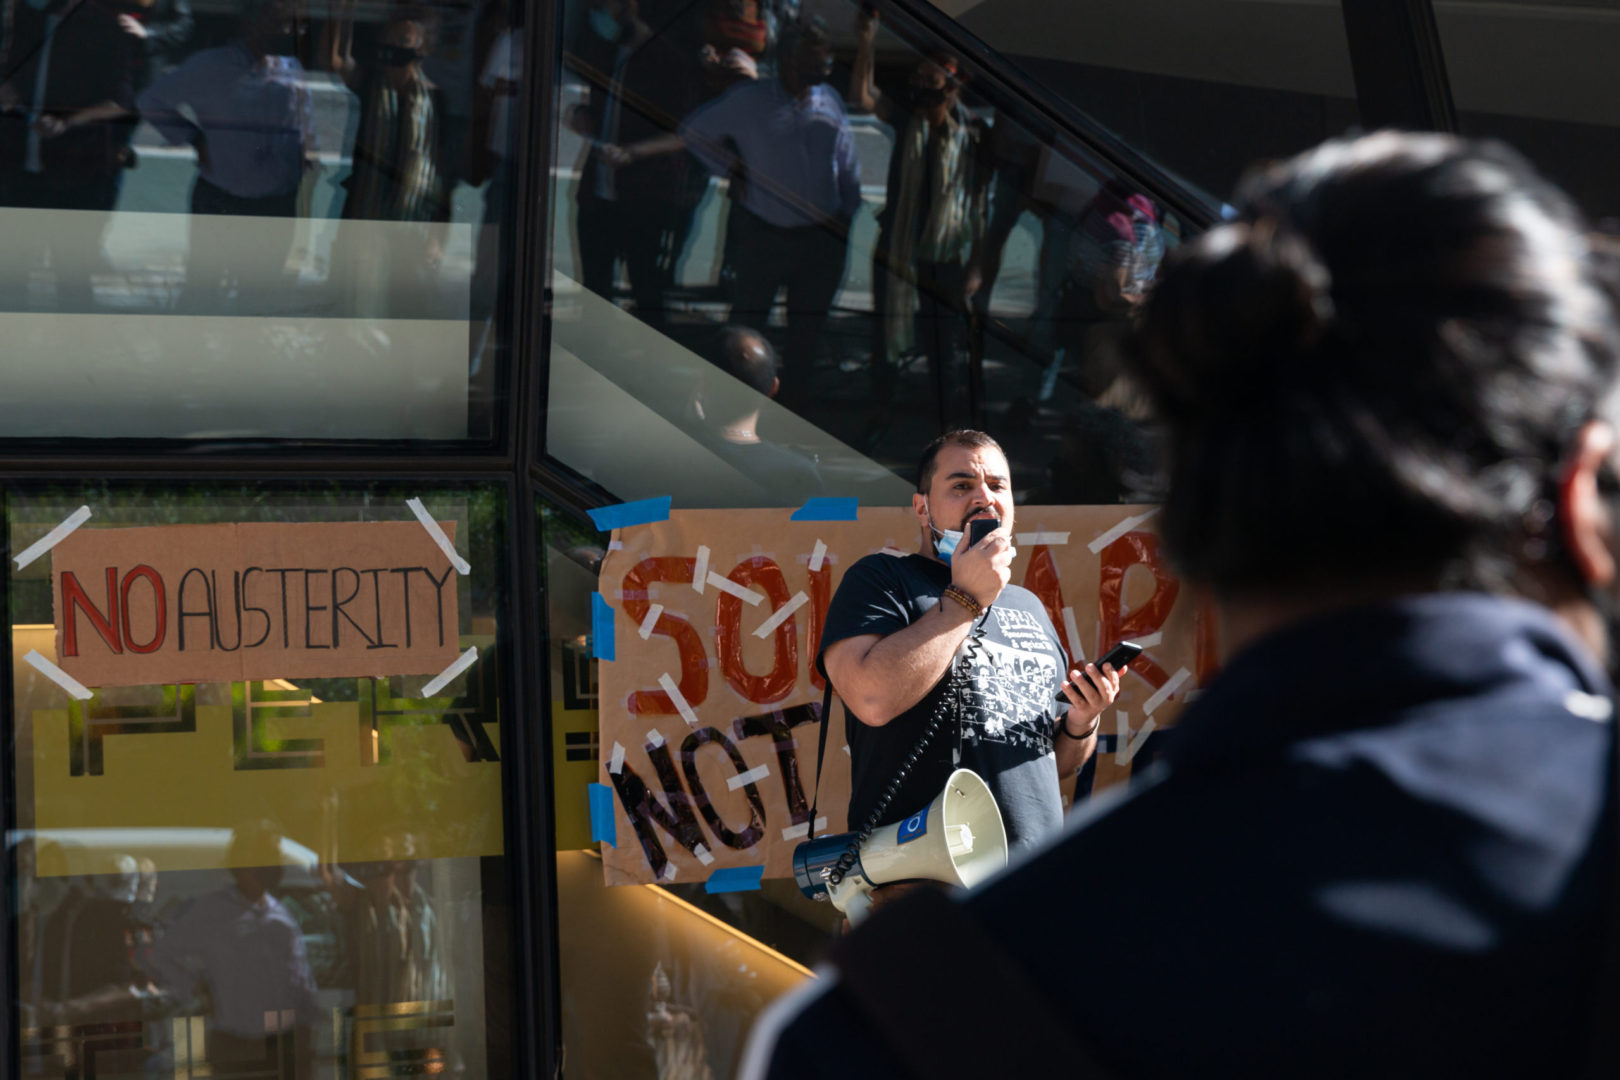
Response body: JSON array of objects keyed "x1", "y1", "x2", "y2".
[{"x1": 960, "y1": 607, "x2": 1060, "y2": 755}]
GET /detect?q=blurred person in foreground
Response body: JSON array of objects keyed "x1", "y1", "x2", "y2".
[{"x1": 741, "y1": 131, "x2": 1620, "y2": 1078}]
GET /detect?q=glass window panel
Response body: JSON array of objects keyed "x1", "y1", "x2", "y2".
[
  {"x1": 1435, "y1": 0, "x2": 1620, "y2": 223},
  {"x1": 0, "y1": 0, "x2": 522, "y2": 442},
  {"x1": 956, "y1": 0, "x2": 1360, "y2": 204},
  {"x1": 8, "y1": 481, "x2": 515, "y2": 1078},
  {"x1": 546, "y1": 0, "x2": 1188, "y2": 509},
  {"x1": 542, "y1": 500, "x2": 835, "y2": 1080}
]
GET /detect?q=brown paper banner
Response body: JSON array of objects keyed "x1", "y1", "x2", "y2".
[
  {"x1": 50, "y1": 521, "x2": 462, "y2": 688},
  {"x1": 595, "y1": 506, "x2": 1206, "y2": 887}
]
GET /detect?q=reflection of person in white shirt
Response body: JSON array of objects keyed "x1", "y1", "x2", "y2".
[{"x1": 142, "y1": 822, "x2": 318, "y2": 1070}]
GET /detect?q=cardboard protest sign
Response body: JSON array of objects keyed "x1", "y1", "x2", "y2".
[
  {"x1": 50, "y1": 522, "x2": 462, "y2": 688},
  {"x1": 595, "y1": 506, "x2": 1207, "y2": 887}
]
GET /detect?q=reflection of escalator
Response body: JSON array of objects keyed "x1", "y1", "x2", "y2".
[{"x1": 546, "y1": 0, "x2": 1216, "y2": 509}]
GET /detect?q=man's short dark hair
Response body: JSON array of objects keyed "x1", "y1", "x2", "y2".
[
  {"x1": 917, "y1": 430, "x2": 1004, "y2": 493},
  {"x1": 779, "y1": 15, "x2": 830, "y2": 59},
  {"x1": 713, "y1": 326, "x2": 777, "y2": 396}
]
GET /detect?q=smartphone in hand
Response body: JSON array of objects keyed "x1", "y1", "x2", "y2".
[
  {"x1": 967, "y1": 517, "x2": 1000, "y2": 548},
  {"x1": 1056, "y1": 640, "x2": 1143, "y2": 700}
]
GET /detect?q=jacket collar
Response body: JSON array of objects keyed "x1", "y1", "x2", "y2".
[{"x1": 1163, "y1": 592, "x2": 1612, "y2": 775}]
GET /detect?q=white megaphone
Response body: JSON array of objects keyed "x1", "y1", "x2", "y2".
[{"x1": 793, "y1": 768, "x2": 1008, "y2": 924}]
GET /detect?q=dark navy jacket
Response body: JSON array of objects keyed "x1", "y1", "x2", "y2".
[{"x1": 747, "y1": 594, "x2": 1616, "y2": 1078}]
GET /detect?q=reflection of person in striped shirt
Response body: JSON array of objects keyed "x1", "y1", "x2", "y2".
[
  {"x1": 326, "y1": 6, "x2": 451, "y2": 319},
  {"x1": 137, "y1": 0, "x2": 317, "y2": 312}
]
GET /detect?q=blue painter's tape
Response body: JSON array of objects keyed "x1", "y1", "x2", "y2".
[
  {"x1": 587, "y1": 496, "x2": 672, "y2": 531},
  {"x1": 705, "y1": 865, "x2": 765, "y2": 894},
  {"x1": 588, "y1": 783, "x2": 616, "y2": 847},
  {"x1": 790, "y1": 497, "x2": 859, "y2": 522},
  {"x1": 591, "y1": 592, "x2": 616, "y2": 661}
]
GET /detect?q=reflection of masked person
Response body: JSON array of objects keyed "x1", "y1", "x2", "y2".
[
  {"x1": 0, "y1": 0, "x2": 142, "y2": 309},
  {"x1": 142, "y1": 822, "x2": 318, "y2": 1068}
]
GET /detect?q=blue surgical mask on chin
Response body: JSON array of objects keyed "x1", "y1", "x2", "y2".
[{"x1": 924, "y1": 499, "x2": 965, "y2": 565}]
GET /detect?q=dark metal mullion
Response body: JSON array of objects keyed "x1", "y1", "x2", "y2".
[
  {"x1": 1340, "y1": 0, "x2": 1458, "y2": 133},
  {"x1": 0, "y1": 458, "x2": 514, "y2": 480},
  {"x1": 0, "y1": 485, "x2": 16, "y2": 1080},
  {"x1": 508, "y1": 0, "x2": 564, "y2": 1070}
]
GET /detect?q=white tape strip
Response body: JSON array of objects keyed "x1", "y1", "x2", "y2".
[
  {"x1": 24, "y1": 650, "x2": 92, "y2": 700},
  {"x1": 1133, "y1": 631, "x2": 1163, "y2": 649},
  {"x1": 753, "y1": 591, "x2": 809, "y2": 639},
  {"x1": 842, "y1": 744, "x2": 850, "y2": 755},
  {"x1": 1142, "y1": 667, "x2": 1192, "y2": 715},
  {"x1": 809, "y1": 539, "x2": 828, "y2": 573},
  {"x1": 880, "y1": 547, "x2": 909, "y2": 558},
  {"x1": 662, "y1": 863, "x2": 678, "y2": 881},
  {"x1": 694, "y1": 844, "x2": 715, "y2": 866},
  {"x1": 608, "y1": 742, "x2": 626, "y2": 775},
  {"x1": 693, "y1": 546, "x2": 710, "y2": 593},
  {"x1": 14, "y1": 506, "x2": 92, "y2": 570},
  {"x1": 1114, "y1": 711, "x2": 1132, "y2": 765},
  {"x1": 647, "y1": 729, "x2": 665, "y2": 748},
  {"x1": 405, "y1": 498, "x2": 472, "y2": 575},
  {"x1": 638, "y1": 604, "x2": 664, "y2": 640},
  {"x1": 1015, "y1": 531, "x2": 1070, "y2": 545},
  {"x1": 658, "y1": 673, "x2": 701, "y2": 727},
  {"x1": 421, "y1": 646, "x2": 478, "y2": 697},
  {"x1": 1061, "y1": 607, "x2": 1085, "y2": 663},
  {"x1": 1087, "y1": 508, "x2": 1161, "y2": 554},
  {"x1": 727, "y1": 764, "x2": 771, "y2": 790},
  {"x1": 707, "y1": 572, "x2": 766, "y2": 606},
  {"x1": 781, "y1": 817, "x2": 829, "y2": 841},
  {"x1": 607, "y1": 540, "x2": 624, "y2": 551},
  {"x1": 1120, "y1": 717, "x2": 1158, "y2": 766}
]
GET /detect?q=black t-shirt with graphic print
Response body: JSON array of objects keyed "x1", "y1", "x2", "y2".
[{"x1": 817, "y1": 552, "x2": 1069, "y2": 852}]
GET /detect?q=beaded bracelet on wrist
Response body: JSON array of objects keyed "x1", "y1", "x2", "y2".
[{"x1": 941, "y1": 584, "x2": 982, "y2": 618}]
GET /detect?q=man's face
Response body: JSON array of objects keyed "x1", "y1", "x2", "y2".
[
  {"x1": 911, "y1": 61, "x2": 955, "y2": 97},
  {"x1": 914, "y1": 443, "x2": 1014, "y2": 544}
]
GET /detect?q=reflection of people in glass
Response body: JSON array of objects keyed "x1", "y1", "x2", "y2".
[
  {"x1": 674, "y1": 16, "x2": 860, "y2": 406},
  {"x1": 0, "y1": 0, "x2": 142, "y2": 310},
  {"x1": 115, "y1": 0, "x2": 194, "y2": 61},
  {"x1": 567, "y1": 0, "x2": 709, "y2": 329},
  {"x1": 136, "y1": 0, "x2": 316, "y2": 313},
  {"x1": 325, "y1": 4, "x2": 451, "y2": 319},
  {"x1": 1051, "y1": 181, "x2": 1164, "y2": 398},
  {"x1": 687, "y1": 325, "x2": 824, "y2": 503},
  {"x1": 851, "y1": 9, "x2": 989, "y2": 408},
  {"x1": 321, "y1": 830, "x2": 453, "y2": 1073},
  {"x1": 468, "y1": 18, "x2": 518, "y2": 377},
  {"x1": 142, "y1": 821, "x2": 318, "y2": 1072}
]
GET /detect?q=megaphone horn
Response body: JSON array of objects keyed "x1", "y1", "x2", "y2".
[{"x1": 793, "y1": 768, "x2": 1007, "y2": 924}]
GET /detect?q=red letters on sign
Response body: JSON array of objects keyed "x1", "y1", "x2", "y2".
[
  {"x1": 1097, "y1": 532, "x2": 1181, "y2": 688},
  {"x1": 61, "y1": 568, "x2": 124, "y2": 657},
  {"x1": 620, "y1": 557, "x2": 708, "y2": 715},
  {"x1": 716, "y1": 557, "x2": 797, "y2": 705},
  {"x1": 1021, "y1": 545, "x2": 1070, "y2": 658},
  {"x1": 119, "y1": 565, "x2": 168, "y2": 654}
]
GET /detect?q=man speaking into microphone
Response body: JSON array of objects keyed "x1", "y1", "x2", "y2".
[{"x1": 818, "y1": 429, "x2": 1123, "y2": 872}]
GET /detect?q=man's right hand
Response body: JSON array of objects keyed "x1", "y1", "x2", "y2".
[{"x1": 951, "y1": 527, "x2": 1013, "y2": 609}]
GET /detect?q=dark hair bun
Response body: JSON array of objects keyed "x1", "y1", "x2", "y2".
[
  {"x1": 1133, "y1": 220, "x2": 1335, "y2": 424},
  {"x1": 1123, "y1": 132, "x2": 1620, "y2": 594}
]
